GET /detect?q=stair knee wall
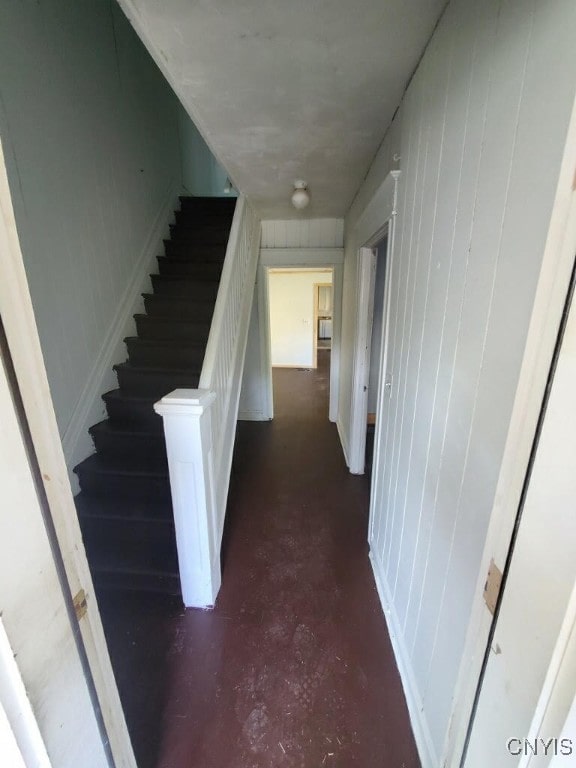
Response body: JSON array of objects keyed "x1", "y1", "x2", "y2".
[{"x1": 62, "y1": 180, "x2": 182, "y2": 493}]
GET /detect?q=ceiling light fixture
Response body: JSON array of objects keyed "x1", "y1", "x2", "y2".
[{"x1": 291, "y1": 180, "x2": 310, "y2": 210}]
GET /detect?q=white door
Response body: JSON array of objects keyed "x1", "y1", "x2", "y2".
[
  {"x1": 464, "y1": 279, "x2": 576, "y2": 766},
  {"x1": 0, "y1": 138, "x2": 135, "y2": 768},
  {"x1": 0, "y1": 341, "x2": 110, "y2": 768}
]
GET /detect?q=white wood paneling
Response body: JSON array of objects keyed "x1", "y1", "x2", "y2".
[
  {"x1": 466, "y1": 276, "x2": 576, "y2": 766},
  {"x1": 261, "y1": 219, "x2": 344, "y2": 248},
  {"x1": 0, "y1": 0, "x2": 183, "y2": 469},
  {"x1": 340, "y1": 0, "x2": 576, "y2": 764}
]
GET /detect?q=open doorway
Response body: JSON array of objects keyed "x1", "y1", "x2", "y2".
[
  {"x1": 365, "y1": 235, "x2": 388, "y2": 477},
  {"x1": 348, "y1": 231, "x2": 393, "y2": 476},
  {"x1": 314, "y1": 282, "x2": 334, "y2": 358},
  {"x1": 267, "y1": 267, "x2": 334, "y2": 413}
]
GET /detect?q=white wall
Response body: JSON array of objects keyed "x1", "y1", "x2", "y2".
[
  {"x1": 0, "y1": 0, "x2": 186, "y2": 480},
  {"x1": 269, "y1": 270, "x2": 332, "y2": 367},
  {"x1": 338, "y1": 0, "x2": 576, "y2": 764},
  {"x1": 261, "y1": 219, "x2": 344, "y2": 248},
  {"x1": 238, "y1": 277, "x2": 269, "y2": 420}
]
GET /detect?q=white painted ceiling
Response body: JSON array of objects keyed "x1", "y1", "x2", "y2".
[{"x1": 118, "y1": 0, "x2": 446, "y2": 218}]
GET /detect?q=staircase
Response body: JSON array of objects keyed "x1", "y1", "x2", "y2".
[{"x1": 74, "y1": 196, "x2": 236, "y2": 596}]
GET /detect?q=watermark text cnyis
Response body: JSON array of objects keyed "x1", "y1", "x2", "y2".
[{"x1": 506, "y1": 738, "x2": 573, "y2": 757}]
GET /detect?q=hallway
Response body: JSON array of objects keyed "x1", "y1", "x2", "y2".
[{"x1": 97, "y1": 351, "x2": 419, "y2": 768}]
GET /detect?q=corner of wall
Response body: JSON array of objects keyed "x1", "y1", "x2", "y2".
[
  {"x1": 336, "y1": 417, "x2": 350, "y2": 468},
  {"x1": 237, "y1": 410, "x2": 269, "y2": 421}
]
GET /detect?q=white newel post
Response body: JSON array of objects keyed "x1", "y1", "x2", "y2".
[{"x1": 154, "y1": 388, "x2": 221, "y2": 608}]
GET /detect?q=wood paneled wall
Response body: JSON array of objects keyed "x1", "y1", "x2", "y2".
[
  {"x1": 340, "y1": 0, "x2": 576, "y2": 762},
  {"x1": 261, "y1": 219, "x2": 344, "y2": 248}
]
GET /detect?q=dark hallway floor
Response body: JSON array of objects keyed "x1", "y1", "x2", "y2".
[{"x1": 97, "y1": 351, "x2": 420, "y2": 768}]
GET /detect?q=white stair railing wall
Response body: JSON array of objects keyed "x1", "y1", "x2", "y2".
[{"x1": 154, "y1": 196, "x2": 261, "y2": 607}]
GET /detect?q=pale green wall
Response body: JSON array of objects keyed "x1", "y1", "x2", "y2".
[
  {"x1": 0, "y1": 0, "x2": 183, "y2": 446},
  {"x1": 179, "y1": 105, "x2": 237, "y2": 198}
]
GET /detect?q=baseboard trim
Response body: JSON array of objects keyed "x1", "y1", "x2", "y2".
[
  {"x1": 369, "y1": 545, "x2": 437, "y2": 768},
  {"x1": 61, "y1": 178, "x2": 181, "y2": 480},
  {"x1": 336, "y1": 417, "x2": 350, "y2": 468},
  {"x1": 237, "y1": 410, "x2": 269, "y2": 421}
]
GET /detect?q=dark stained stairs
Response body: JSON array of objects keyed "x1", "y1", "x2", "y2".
[{"x1": 74, "y1": 196, "x2": 236, "y2": 596}]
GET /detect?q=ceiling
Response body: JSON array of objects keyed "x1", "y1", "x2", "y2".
[{"x1": 117, "y1": 0, "x2": 446, "y2": 218}]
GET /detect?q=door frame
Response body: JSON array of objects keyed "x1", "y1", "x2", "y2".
[
  {"x1": 462, "y1": 256, "x2": 576, "y2": 764},
  {"x1": 0, "y1": 140, "x2": 136, "y2": 767},
  {"x1": 348, "y1": 170, "x2": 400, "y2": 475},
  {"x1": 348, "y1": 247, "x2": 377, "y2": 474},
  {"x1": 443, "y1": 95, "x2": 576, "y2": 766},
  {"x1": 313, "y1": 281, "x2": 333, "y2": 368},
  {"x1": 258, "y1": 248, "x2": 344, "y2": 422}
]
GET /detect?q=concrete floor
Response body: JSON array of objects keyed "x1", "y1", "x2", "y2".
[{"x1": 97, "y1": 351, "x2": 420, "y2": 767}]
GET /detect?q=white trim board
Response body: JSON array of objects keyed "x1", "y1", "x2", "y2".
[
  {"x1": 237, "y1": 408, "x2": 268, "y2": 421},
  {"x1": 354, "y1": 170, "x2": 400, "y2": 248},
  {"x1": 369, "y1": 546, "x2": 437, "y2": 768},
  {"x1": 336, "y1": 417, "x2": 350, "y2": 469},
  {"x1": 348, "y1": 171, "x2": 400, "y2": 475},
  {"x1": 260, "y1": 248, "x2": 344, "y2": 266},
  {"x1": 61, "y1": 178, "x2": 181, "y2": 489},
  {"x1": 348, "y1": 247, "x2": 376, "y2": 474}
]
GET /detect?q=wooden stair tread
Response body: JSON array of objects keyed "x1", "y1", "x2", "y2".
[
  {"x1": 75, "y1": 491, "x2": 171, "y2": 521},
  {"x1": 74, "y1": 452, "x2": 168, "y2": 478},
  {"x1": 113, "y1": 361, "x2": 202, "y2": 375},
  {"x1": 89, "y1": 419, "x2": 162, "y2": 438},
  {"x1": 123, "y1": 336, "x2": 206, "y2": 348},
  {"x1": 75, "y1": 196, "x2": 233, "y2": 596}
]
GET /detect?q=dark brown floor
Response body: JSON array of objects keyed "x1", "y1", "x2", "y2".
[{"x1": 97, "y1": 351, "x2": 420, "y2": 768}]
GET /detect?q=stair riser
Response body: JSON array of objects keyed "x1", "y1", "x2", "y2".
[
  {"x1": 178, "y1": 197, "x2": 236, "y2": 214},
  {"x1": 168, "y1": 228, "x2": 229, "y2": 245},
  {"x1": 90, "y1": 430, "x2": 167, "y2": 463},
  {"x1": 151, "y1": 275, "x2": 219, "y2": 300},
  {"x1": 163, "y1": 240, "x2": 227, "y2": 260},
  {"x1": 135, "y1": 316, "x2": 210, "y2": 342},
  {"x1": 76, "y1": 491, "x2": 172, "y2": 521},
  {"x1": 103, "y1": 396, "x2": 162, "y2": 431},
  {"x1": 76, "y1": 468, "x2": 170, "y2": 502},
  {"x1": 126, "y1": 341, "x2": 205, "y2": 370},
  {"x1": 115, "y1": 366, "x2": 200, "y2": 398},
  {"x1": 174, "y1": 208, "x2": 234, "y2": 225},
  {"x1": 157, "y1": 258, "x2": 223, "y2": 279},
  {"x1": 91, "y1": 570, "x2": 181, "y2": 595},
  {"x1": 143, "y1": 295, "x2": 215, "y2": 321},
  {"x1": 79, "y1": 517, "x2": 177, "y2": 574}
]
